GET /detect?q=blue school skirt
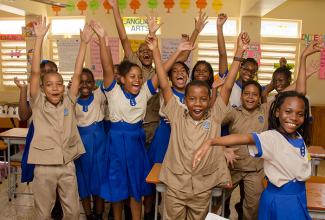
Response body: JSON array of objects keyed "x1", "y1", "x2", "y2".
[
  {"x1": 75, "y1": 121, "x2": 106, "y2": 198},
  {"x1": 147, "y1": 117, "x2": 171, "y2": 167},
  {"x1": 259, "y1": 179, "x2": 311, "y2": 220},
  {"x1": 104, "y1": 120, "x2": 111, "y2": 135},
  {"x1": 21, "y1": 121, "x2": 35, "y2": 183},
  {"x1": 100, "y1": 121, "x2": 153, "y2": 202}
]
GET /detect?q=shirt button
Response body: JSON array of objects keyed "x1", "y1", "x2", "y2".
[{"x1": 293, "y1": 179, "x2": 296, "y2": 183}]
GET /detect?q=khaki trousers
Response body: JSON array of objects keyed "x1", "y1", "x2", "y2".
[
  {"x1": 33, "y1": 162, "x2": 80, "y2": 220},
  {"x1": 142, "y1": 121, "x2": 160, "y2": 151},
  {"x1": 165, "y1": 186, "x2": 211, "y2": 220}
]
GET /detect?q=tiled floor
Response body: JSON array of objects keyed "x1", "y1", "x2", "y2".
[{"x1": 0, "y1": 161, "x2": 324, "y2": 220}]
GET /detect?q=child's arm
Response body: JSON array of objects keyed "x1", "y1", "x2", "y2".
[
  {"x1": 209, "y1": 75, "x2": 226, "y2": 107},
  {"x1": 69, "y1": 22, "x2": 94, "y2": 96},
  {"x1": 220, "y1": 32, "x2": 250, "y2": 105},
  {"x1": 14, "y1": 77, "x2": 32, "y2": 121},
  {"x1": 176, "y1": 13, "x2": 208, "y2": 62},
  {"x1": 93, "y1": 22, "x2": 115, "y2": 88},
  {"x1": 217, "y1": 13, "x2": 228, "y2": 75},
  {"x1": 108, "y1": 0, "x2": 132, "y2": 58},
  {"x1": 279, "y1": 57, "x2": 287, "y2": 67},
  {"x1": 192, "y1": 134, "x2": 255, "y2": 170},
  {"x1": 30, "y1": 15, "x2": 50, "y2": 98}
]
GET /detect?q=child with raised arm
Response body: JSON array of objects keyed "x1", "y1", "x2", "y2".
[
  {"x1": 29, "y1": 15, "x2": 85, "y2": 220},
  {"x1": 146, "y1": 30, "x2": 250, "y2": 219},
  {"x1": 192, "y1": 42, "x2": 322, "y2": 220}
]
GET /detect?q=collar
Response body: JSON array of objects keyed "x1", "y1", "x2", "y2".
[
  {"x1": 120, "y1": 86, "x2": 140, "y2": 106},
  {"x1": 44, "y1": 96, "x2": 64, "y2": 108},
  {"x1": 171, "y1": 87, "x2": 185, "y2": 104},
  {"x1": 77, "y1": 93, "x2": 94, "y2": 112},
  {"x1": 184, "y1": 108, "x2": 211, "y2": 125},
  {"x1": 283, "y1": 132, "x2": 306, "y2": 157},
  {"x1": 235, "y1": 81, "x2": 242, "y2": 89},
  {"x1": 237, "y1": 104, "x2": 261, "y2": 116}
]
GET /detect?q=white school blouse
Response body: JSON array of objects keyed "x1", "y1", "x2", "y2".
[
  {"x1": 75, "y1": 88, "x2": 106, "y2": 127},
  {"x1": 248, "y1": 130, "x2": 311, "y2": 187},
  {"x1": 158, "y1": 88, "x2": 187, "y2": 117},
  {"x1": 102, "y1": 78, "x2": 156, "y2": 124}
]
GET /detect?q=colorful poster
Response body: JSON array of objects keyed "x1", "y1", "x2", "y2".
[
  {"x1": 161, "y1": 38, "x2": 193, "y2": 79},
  {"x1": 243, "y1": 44, "x2": 261, "y2": 68},
  {"x1": 320, "y1": 48, "x2": 325, "y2": 79},
  {"x1": 90, "y1": 37, "x2": 120, "y2": 77},
  {"x1": 122, "y1": 17, "x2": 161, "y2": 34},
  {"x1": 129, "y1": 39, "x2": 146, "y2": 53},
  {"x1": 56, "y1": 38, "x2": 81, "y2": 72}
]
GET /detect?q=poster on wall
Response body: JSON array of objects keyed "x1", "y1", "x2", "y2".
[
  {"x1": 90, "y1": 37, "x2": 120, "y2": 77},
  {"x1": 243, "y1": 44, "x2": 261, "y2": 68},
  {"x1": 129, "y1": 39, "x2": 146, "y2": 53},
  {"x1": 320, "y1": 47, "x2": 325, "y2": 79},
  {"x1": 161, "y1": 38, "x2": 193, "y2": 79},
  {"x1": 56, "y1": 38, "x2": 81, "y2": 72}
]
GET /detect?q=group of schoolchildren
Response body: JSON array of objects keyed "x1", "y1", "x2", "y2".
[{"x1": 12, "y1": 0, "x2": 322, "y2": 219}]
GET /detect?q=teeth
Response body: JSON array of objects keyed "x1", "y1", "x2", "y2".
[{"x1": 287, "y1": 123, "x2": 296, "y2": 127}]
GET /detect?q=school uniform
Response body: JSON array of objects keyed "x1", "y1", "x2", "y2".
[
  {"x1": 29, "y1": 88, "x2": 85, "y2": 220},
  {"x1": 127, "y1": 51, "x2": 160, "y2": 150},
  {"x1": 159, "y1": 96, "x2": 231, "y2": 220},
  {"x1": 103, "y1": 100, "x2": 111, "y2": 135},
  {"x1": 248, "y1": 130, "x2": 311, "y2": 220},
  {"x1": 100, "y1": 78, "x2": 155, "y2": 202},
  {"x1": 218, "y1": 100, "x2": 274, "y2": 220},
  {"x1": 74, "y1": 88, "x2": 107, "y2": 199}
]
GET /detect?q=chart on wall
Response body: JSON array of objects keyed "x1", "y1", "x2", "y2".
[
  {"x1": 243, "y1": 44, "x2": 261, "y2": 68},
  {"x1": 90, "y1": 37, "x2": 120, "y2": 77},
  {"x1": 56, "y1": 38, "x2": 81, "y2": 72}
]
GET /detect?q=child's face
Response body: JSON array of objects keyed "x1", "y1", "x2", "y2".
[
  {"x1": 194, "y1": 63, "x2": 209, "y2": 83},
  {"x1": 41, "y1": 73, "x2": 65, "y2": 106},
  {"x1": 79, "y1": 72, "x2": 95, "y2": 98},
  {"x1": 137, "y1": 43, "x2": 153, "y2": 67},
  {"x1": 113, "y1": 66, "x2": 121, "y2": 85},
  {"x1": 41, "y1": 63, "x2": 57, "y2": 79},
  {"x1": 276, "y1": 97, "x2": 305, "y2": 137},
  {"x1": 272, "y1": 72, "x2": 291, "y2": 93},
  {"x1": 170, "y1": 63, "x2": 188, "y2": 90},
  {"x1": 241, "y1": 84, "x2": 261, "y2": 111},
  {"x1": 239, "y1": 62, "x2": 257, "y2": 83},
  {"x1": 184, "y1": 86, "x2": 210, "y2": 121},
  {"x1": 121, "y1": 66, "x2": 143, "y2": 95}
]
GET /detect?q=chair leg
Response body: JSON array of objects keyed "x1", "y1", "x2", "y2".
[
  {"x1": 13, "y1": 166, "x2": 16, "y2": 198},
  {"x1": 4, "y1": 149, "x2": 7, "y2": 179}
]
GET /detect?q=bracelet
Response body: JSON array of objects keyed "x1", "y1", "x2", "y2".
[{"x1": 233, "y1": 57, "x2": 244, "y2": 62}]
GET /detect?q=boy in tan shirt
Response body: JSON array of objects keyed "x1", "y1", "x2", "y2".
[
  {"x1": 29, "y1": 15, "x2": 86, "y2": 220},
  {"x1": 145, "y1": 27, "x2": 251, "y2": 219}
]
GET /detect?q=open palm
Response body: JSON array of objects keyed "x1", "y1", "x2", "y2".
[
  {"x1": 80, "y1": 22, "x2": 94, "y2": 43},
  {"x1": 145, "y1": 11, "x2": 164, "y2": 34},
  {"x1": 34, "y1": 15, "x2": 51, "y2": 38}
]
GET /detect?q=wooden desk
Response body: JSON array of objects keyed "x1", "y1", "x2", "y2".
[
  {"x1": 308, "y1": 146, "x2": 325, "y2": 176},
  {"x1": 0, "y1": 128, "x2": 28, "y2": 201},
  {"x1": 146, "y1": 163, "x2": 232, "y2": 220}
]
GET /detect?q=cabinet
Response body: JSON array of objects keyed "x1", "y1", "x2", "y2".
[{"x1": 310, "y1": 105, "x2": 325, "y2": 148}]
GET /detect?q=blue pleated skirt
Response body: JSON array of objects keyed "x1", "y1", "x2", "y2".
[
  {"x1": 100, "y1": 121, "x2": 153, "y2": 202},
  {"x1": 259, "y1": 179, "x2": 312, "y2": 220},
  {"x1": 21, "y1": 121, "x2": 35, "y2": 183},
  {"x1": 147, "y1": 117, "x2": 171, "y2": 167},
  {"x1": 75, "y1": 121, "x2": 106, "y2": 198},
  {"x1": 104, "y1": 120, "x2": 111, "y2": 135}
]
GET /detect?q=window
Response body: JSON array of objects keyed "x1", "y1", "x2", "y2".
[
  {"x1": 122, "y1": 17, "x2": 161, "y2": 35},
  {"x1": 51, "y1": 18, "x2": 85, "y2": 35},
  {"x1": 261, "y1": 19, "x2": 301, "y2": 38},
  {"x1": 0, "y1": 20, "x2": 25, "y2": 34},
  {"x1": 200, "y1": 19, "x2": 237, "y2": 36}
]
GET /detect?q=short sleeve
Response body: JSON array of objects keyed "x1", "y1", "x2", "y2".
[
  {"x1": 66, "y1": 90, "x2": 78, "y2": 109},
  {"x1": 161, "y1": 95, "x2": 183, "y2": 123},
  {"x1": 262, "y1": 86, "x2": 265, "y2": 91},
  {"x1": 94, "y1": 87, "x2": 107, "y2": 103},
  {"x1": 126, "y1": 50, "x2": 143, "y2": 68},
  {"x1": 212, "y1": 96, "x2": 232, "y2": 124},
  {"x1": 101, "y1": 78, "x2": 119, "y2": 100},
  {"x1": 143, "y1": 79, "x2": 157, "y2": 101},
  {"x1": 247, "y1": 131, "x2": 276, "y2": 161},
  {"x1": 221, "y1": 108, "x2": 235, "y2": 126},
  {"x1": 29, "y1": 88, "x2": 42, "y2": 109},
  {"x1": 219, "y1": 69, "x2": 228, "y2": 78}
]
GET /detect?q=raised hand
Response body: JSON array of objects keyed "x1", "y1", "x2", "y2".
[
  {"x1": 177, "y1": 41, "x2": 198, "y2": 52},
  {"x1": 195, "y1": 12, "x2": 208, "y2": 33},
  {"x1": 80, "y1": 22, "x2": 94, "y2": 43},
  {"x1": 145, "y1": 11, "x2": 164, "y2": 35},
  {"x1": 223, "y1": 147, "x2": 243, "y2": 169},
  {"x1": 302, "y1": 41, "x2": 322, "y2": 57},
  {"x1": 237, "y1": 31, "x2": 250, "y2": 52},
  {"x1": 14, "y1": 77, "x2": 27, "y2": 89},
  {"x1": 306, "y1": 59, "x2": 321, "y2": 77},
  {"x1": 279, "y1": 57, "x2": 287, "y2": 68},
  {"x1": 181, "y1": 34, "x2": 189, "y2": 43},
  {"x1": 191, "y1": 140, "x2": 211, "y2": 170},
  {"x1": 92, "y1": 22, "x2": 105, "y2": 38},
  {"x1": 217, "y1": 13, "x2": 227, "y2": 27},
  {"x1": 212, "y1": 74, "x2": 225, "y2": 89},
  {"x1": 34, "y1": 15, "x2": 51, "y2": 38},
  {"x1": 261, "y1": 90, "x2": 269, "y2": 104},
  {"x1": 107, "y1": 0, "x2": 118, "y2": 8},
  {"x1": 145, "y1": 34, "x2": 158, "y2": 51}
]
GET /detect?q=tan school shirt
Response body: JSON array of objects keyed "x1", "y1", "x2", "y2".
[
  {"x1": 221, "y1": 100, "x2": 274, "y2": 172},
  {"x1": 127, "y1": 50, "x2": 160, "y2": 122},
  {"x1": 158, "y1": 97, "x2": 232, "y2": 195},
  {"x1": 28, "y1": 88, "x2": 85, "y2": 165}
]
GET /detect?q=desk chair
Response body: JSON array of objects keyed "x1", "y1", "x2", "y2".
[{"x1": 0, "y1": 140, "x2": 8, "y2": 183}]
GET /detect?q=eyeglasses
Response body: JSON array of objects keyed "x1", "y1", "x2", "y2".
[{"x1": 241, "y1": 66, "x2": 257, "y2": 75}]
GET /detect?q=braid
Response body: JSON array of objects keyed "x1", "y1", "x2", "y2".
[{"x1": 268, "y1": 91, "x2": 310, "y2": 146}]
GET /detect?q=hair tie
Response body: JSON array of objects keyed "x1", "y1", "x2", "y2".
[{"x1": 41, "y1": 60, "x2": 48, "y2": 64}]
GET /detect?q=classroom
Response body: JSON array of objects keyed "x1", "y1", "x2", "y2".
[{"x1": 0, "y1": 0, "x2": 325, "y2": 219}]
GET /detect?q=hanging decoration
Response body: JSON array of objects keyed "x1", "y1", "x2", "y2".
[
  {"x1": 0, "y1": 34, "x2": 25, "y2": 41},
  {"x1": 212, "y1": 0, "x2": 223, "y2": 14},
  {"x1": 130, "y1": 0, "x2": 140, "y2": 14},
  {"x1": 196, "y1": 0, "x2": 207, "y2": 13},
  {"x1": 163, "y1": 0, "x2": 175, "y2": 13},
  {"x1": 147, "y1": 0, "x2": 159, "y2": 12},
  {"x1": 77, "y1": 0, "x2": 88, "y2": 15},
  {"x1": 89, "y1": 0, "x2": 99, "y2": 14},
  {"x1": 10, "y1": 47, "x2": 21, "y2": 58},
  {"x1": 28, "y1": 47, "x2": 34, "y2": 65},
  {"x1": 52, "y1": 5, "x2": 61, "y2": 16},
  {"x1": 22, "y1": 22, "x2": 35, "y2": 37},
  {"x1": 66, "y1": 1, "x2": 76, "y2": 15},
  {"x1": 118, "y1": 0, "x2": 127, "y2": 13},
  {"x1": 103, "y1": 0, "x2": 112, "y2": 14},
  {"x1": 179, "y1": 0, "x2": 190, "y2": 13}
]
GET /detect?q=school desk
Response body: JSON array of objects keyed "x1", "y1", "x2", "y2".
[
  {"x1": 0, "y1": 128, "x2": 28, "y2": 201},
  {"x1": 146, "y1": 163, "x2": 233, "y2": 220},
  {"x1": 262, "y1": 176, "x2": 325, "y2": 218},
  {"x1": 308, "y1": 146, "x2": 325, "y2": 176}
]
